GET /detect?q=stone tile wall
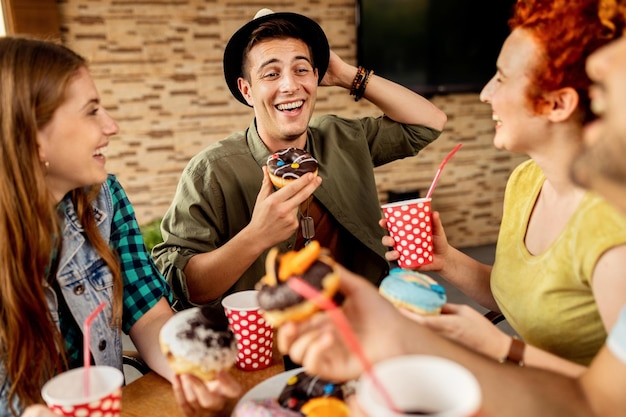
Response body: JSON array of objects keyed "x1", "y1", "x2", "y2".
[{"x1": 57, "y1": 0, "x2": 527, "y2": 247}]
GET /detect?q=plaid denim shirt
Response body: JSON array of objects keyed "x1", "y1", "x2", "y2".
[{"x1": 58, "y1": 175, "x2": 171, "y2": 368}]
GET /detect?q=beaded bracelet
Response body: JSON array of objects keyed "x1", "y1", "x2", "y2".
[
  {"x1": 350, "y1": 66, "x2": 372, "y2": 101},
  {"x1": 354, "y1": 68, "x2": 373, "y2": 101}
]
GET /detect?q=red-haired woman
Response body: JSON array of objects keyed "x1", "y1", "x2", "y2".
[{"x1": 384, "y1": 0, "x2": 626, "y2": 376}]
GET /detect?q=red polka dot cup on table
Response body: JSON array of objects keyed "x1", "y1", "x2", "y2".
[
  {"x1": 41, "y1": 365, "x2": 123, "y2": 416},
  {"x1": 382, "y1": 198, "x2": 434, "y2": 268},
  {"x1": 222, "y1": 290, "x2": 274, "y2": 371}
]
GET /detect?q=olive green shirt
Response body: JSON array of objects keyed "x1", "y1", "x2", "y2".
[{"x1": 153, "y1": 114, "x2": 440, "y2": 310}]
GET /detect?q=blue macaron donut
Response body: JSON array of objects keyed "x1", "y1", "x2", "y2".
[{"x1": 379, "y1": 268, "x2": 447, "y2": 315}]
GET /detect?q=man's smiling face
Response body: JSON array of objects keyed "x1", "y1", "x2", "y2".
[{"x1": 237, "y1": 37, "x2": 318, "y2": 151}]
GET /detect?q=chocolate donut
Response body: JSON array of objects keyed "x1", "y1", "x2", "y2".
[
  {"x1": 257, "y1": 258, "x2": 332, "y2": 310},
  {"x1": 278, "y1": 371, "x2": 345, "y2": 412},
  {"x1": 159, "y1": 306, "x2": 238, "y2": 381},
  {"x1": 267, "y1": 147, "x2": 319, "y2": 189},
  {"x1": 256, "y1": 241, "x2": 340, "y2": 327}
]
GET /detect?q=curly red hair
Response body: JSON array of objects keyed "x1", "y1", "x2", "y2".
[{"x1": 509, "y1": 0, "x2": 626, "y2": 121}]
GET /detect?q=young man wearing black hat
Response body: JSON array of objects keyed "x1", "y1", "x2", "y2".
[{"x1": 153, "y1": 9, "x2": 447, "y2": 310}]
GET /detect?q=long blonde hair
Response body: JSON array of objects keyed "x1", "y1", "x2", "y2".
[{"x1": 0, "y1": 37, "x2": 122, "y2": 415}]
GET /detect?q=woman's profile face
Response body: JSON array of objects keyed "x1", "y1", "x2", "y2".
[
  {"x1": 36, "y1": 67, "x2": 119, "y2": 202},
  {"x1": 479, "y1": 28, "x2": 549, "y2": 154}
]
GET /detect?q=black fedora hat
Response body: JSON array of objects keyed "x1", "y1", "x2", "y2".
[{"x1": 223, "y1": 8, "x2": 330, "y2": 106}]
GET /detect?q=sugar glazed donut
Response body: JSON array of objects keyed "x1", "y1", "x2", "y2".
[
  {"x1": 266, "y1": 147, "x2": 319, "y2": 189},
  {"x1": 256, "y1": 241, "x2": 340, "y2": 327},
  {"x1": 159, "y1": 306, "x2": 238, "y2": 381}
]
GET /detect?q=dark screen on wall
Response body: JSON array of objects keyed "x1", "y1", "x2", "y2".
[{"x1": 357, "y1": 0, "x2": 516, "y2": 95}]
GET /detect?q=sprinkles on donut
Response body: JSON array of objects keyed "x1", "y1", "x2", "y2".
[{"x1": 267, "y1": 147, "x2": 319, "y2": 189}]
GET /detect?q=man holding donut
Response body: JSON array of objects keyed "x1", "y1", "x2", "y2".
[{"x1": 153, "y1": 9, "x2": 447, "y2": 311}]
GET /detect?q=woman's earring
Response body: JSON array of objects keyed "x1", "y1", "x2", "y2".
[{"x1": 44, "y1": 161, "x2": 50, "y2": 169}]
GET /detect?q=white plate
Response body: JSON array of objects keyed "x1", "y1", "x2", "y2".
[{"x1": 231, "y1": 368, "x2": 303, "y2": 416}]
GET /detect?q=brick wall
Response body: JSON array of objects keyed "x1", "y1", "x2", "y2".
[{"x1": 57, "y1": 0, "x2": 527, "y2": 247}]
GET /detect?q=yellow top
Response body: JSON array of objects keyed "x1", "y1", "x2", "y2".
[{"x1": 491, "y1": 160, "x2": 626, "y2": 365}]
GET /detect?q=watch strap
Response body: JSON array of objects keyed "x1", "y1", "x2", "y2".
[{"x1": 501, "y1": 337, "x2": 525, "y2": 366}]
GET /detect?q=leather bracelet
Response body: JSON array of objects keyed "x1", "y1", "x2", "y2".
[{"x1": 499, "y1": 337, "x2": 525, "y2": 366}]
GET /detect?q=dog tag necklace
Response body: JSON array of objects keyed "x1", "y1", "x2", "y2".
[{"x1": 301, "y1": 197, "x2": 315, "y2": 245}]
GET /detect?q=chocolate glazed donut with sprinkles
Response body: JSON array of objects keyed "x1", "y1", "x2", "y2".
[
  {"x1": 267, "y1": 147, "x2": 319, "y2": 189},
  {"x1": 277, "y1": 371, "x2": 347, "y2": 412}
]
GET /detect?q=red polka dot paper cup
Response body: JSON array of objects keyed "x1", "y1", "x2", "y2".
[
  {"x1": 41, "y1": 365, "x2": 123, "y2": 417},
  {"x1": 222, "y1": 290, "x2": 274, "y2": 371},
  {"x1": 382, "y1": 198, "x2": 434, "y2": 268}
]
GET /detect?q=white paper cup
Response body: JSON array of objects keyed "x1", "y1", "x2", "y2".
[
  {"x1": 41, "y1": 365, "x2": 123, "y2": 416},
  {"x1": 382, "y1": 198, "x2": 434, "y2": 268},
  {"x1": 356, "y1": 355, "x2": 481, "y2": 417},
  {"x1": 222, "y1": 290, "x2": 274, "y2": 371}
]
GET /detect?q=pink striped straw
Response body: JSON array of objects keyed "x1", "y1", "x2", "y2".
[
  {"x1": 425, "y1": 143, "x2": 463, "y2": 199},
  {"x1": 83, "y1": 301, "x2": 107, "y2": 396},
  {"x1": 287, "y1": 278, "x2": 400, "y2": 414}
]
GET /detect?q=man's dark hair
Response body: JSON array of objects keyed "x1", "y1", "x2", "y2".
[{"x1": 241, "y1": 18, "x2": 316, "y2": 81}]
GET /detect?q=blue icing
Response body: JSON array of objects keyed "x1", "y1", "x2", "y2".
[
  {"x1": 277, "y1": 160, "x2": 285, "y2": 166},
  {"x1": 380, "y1": 268, "x2": 446, "y2": 310}
]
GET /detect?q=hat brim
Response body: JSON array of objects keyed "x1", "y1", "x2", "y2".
[{"x1": 223, "y1": 12, "x2": 330, "y2": 106}]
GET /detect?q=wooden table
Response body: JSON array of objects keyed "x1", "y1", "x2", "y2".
[{"x1": 121, "y1": 353, "x2": 285, "y2": 417}]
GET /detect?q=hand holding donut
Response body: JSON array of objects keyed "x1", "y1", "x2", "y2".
[
  {"x1": 160, "y1": 306, "x2": 242, "y2": 417},
  {"x1": 247, "y1": 166, "x2": 321, "y2": 249}
]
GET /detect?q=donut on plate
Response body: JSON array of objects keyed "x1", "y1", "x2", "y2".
[
  {"x1": 159, "y1": 306, "x2": 238, "y2": 380},
  {"x1": 256, "y1": 241, "x2": 340, "y2": 327},
  {"x1": 278, "y1": 371, "x2": 346, "y2": 412},
  {"x1": 266, "y1": 148, "x2": 319, "y2": 189}
]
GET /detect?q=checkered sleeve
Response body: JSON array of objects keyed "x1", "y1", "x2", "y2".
[{"x1": 107, "y1": 175, "x2": 172, "y2": 333}]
